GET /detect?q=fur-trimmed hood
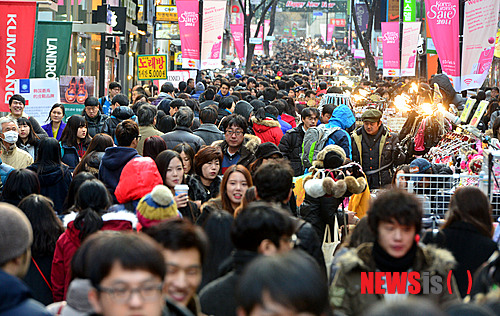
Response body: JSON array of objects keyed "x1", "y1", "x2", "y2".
[
  {"x1": 63, "y1": 210, "x2": 138, "y2": 229},
  {"x1": 251, "y1": 116, "x2": 281, "y2": 128},
  {"x1": 337, "y1": 242, "x2": 456, "y2": 276},
  {"x1": 212, "y1": 134, "x2": 261, "y2": 154}
]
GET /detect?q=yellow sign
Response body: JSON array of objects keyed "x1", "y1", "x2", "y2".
[
  {"x1": 156, "y1": 5, "x2": 178, "y2": 22},
  {"x1": 460, "y1": 98, "x2": 475, "y2": 123},
  {"x1": 470, "y1": 100, "x2": 489, "y2": 128},
  {"x1": 174, "y1": 52, "x2": 182, "y2": 65},
  {"x1": 137, "y1": 55, "x2": 167, "y2": 80}
]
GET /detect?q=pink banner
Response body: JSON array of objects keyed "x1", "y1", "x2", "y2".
[
  {"x1": 381, "y1": 22, "x2": 400, "y2": 77},
  {"x1": 424, "y1": 0, "x2": 460, "y2": 89},
  {"x1": 201, "y1": 0, "x2": 226, "y2": 69},
  {"x1": 327, "y1": 24, "x2": 334, "y2": 44},
  {"x1": 230, "y1": 12, "x2": 244, "y2": 61},
  {"x1": 177, "y1": 0, "x2": 200, "y2": 69},
  {"x1": 401, "y1": 22, "x2": 421, "y2": 77},
  {"x1": 461, "y1": 0, "x2": 500, "y2": 90}
]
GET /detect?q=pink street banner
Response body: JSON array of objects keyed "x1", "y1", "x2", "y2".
[
  {"x1": 461, "y1": 0, "x2": 500, "y2": 90},
  {"x1": 327, "y1": 24, "x2": 335, "y2": 44},
  {"x1": 200, "y1": 0, "x2": 226, "y2": 69},
  {"x1": 0, "y1": 1, "x2": 37, "y2": 111},
  {"x1": 401, "y1": 22, "x2": 421, "y2": 77},
  {"x1": 177, "y1": 0, "x2": 200, "y2": 69},
  {"x1": 381, "y1": 22, "x2": 400, "y2": 77},
  {"x1": 230, "y1": 12, "x2": 244, "y2": 61},
  {"x1": 424, "y1": 0, "x2": 460, "y2": 90}
]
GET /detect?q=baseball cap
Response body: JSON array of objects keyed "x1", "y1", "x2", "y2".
[{"x1": 409, "y1": 158, "x2": 432, "y2": 181}]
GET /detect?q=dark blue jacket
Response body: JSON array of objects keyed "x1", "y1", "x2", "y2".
[
  {"x1": 0, "y1": 269, "x2": 51, "y2": 316},
  {"x1": 98, "y1": 147, "x2": 140, "y2": 202},
  {"x1": 0, "y1": 158, "x2": 14, "y2": 189},
  {"x1": 27, "y1": 163, "x2": 72, "y2": 214},
  {"x1": 61, "y1": 143, "x2": 87, "y2": 173},
  {"x1": 41, "y1": 122, "x2": 66, "y2": 140}
]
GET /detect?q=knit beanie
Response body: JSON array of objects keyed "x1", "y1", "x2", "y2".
[
  {"x1": 136, "y1": 185, "x2": 180, "y2": 228},
  {"x1": 0, "y1": 203, "x2": 33, "y2": 264},
  {"x1": 235, "y1": 101, "x2": 254, "y2": 121}
]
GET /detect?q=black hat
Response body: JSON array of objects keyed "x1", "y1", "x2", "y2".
[
  {"x1": 255, "y1": 142, "x2": 283, "y2": 160},
  {"x1": 235, "y1": 101, "x2": 254, "y2": 122},
  {"x1": 323, "y1": 150, "x2": 345, "y2": 169}
]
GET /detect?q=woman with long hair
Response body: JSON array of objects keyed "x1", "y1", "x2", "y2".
[
  {"x1": 174, "y1": 142, "x2": 195, "y2": 175},
  {"x1": 73, "y1": 133, "x2": 114, "y2": 177},
  {"x1": 51, "y1": 179, "x2": 136, "y2": 302},
  {"x1": 41, "y1": 103, "x2": 66, "y2": 140},
  {"x1": 143, "y1": 135, "x2": 167, "y2": 161},
  {"x1": 422, "y1": 186, "x2": 497, "y2": 297},
  {"x1": 186, "y1": 146, "x2": 223, "y2": 206},
  {"x1": 17, "y1": 117, "x2": 40, "y2": 160},
  {"x1": 63, "y1": 171, "x2": 96, "y2": 213},
  {"x1": 27, "y1": 137, "x2": 72, "y2": 214},
  {"x1": 18, "y1": 194, "x2": 64, "y2": 305},
  {"x1": 60, "y1": 115, "x2": 92, "y2": 172},
  {"x1": 155, "y1": 150, "x2": 199, "y2": 222},
  {"x1": 1, "y1": 168, "x2": 40, "y2": 206}
]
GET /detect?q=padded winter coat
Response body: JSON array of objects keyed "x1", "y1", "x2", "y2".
[
  {"x1": 161, "y1": 126, "x2": 206, "y2": 152},
  {"x1": 279, "y1": 123, "x2": 305, "y2": 176},
  {"x1": 251, "y1": 117, "x2": 283, "y2": 146}
]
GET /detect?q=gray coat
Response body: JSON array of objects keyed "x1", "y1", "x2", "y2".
[{"x1": 193, "y1": 124, "x2": 224, "y2": 146}]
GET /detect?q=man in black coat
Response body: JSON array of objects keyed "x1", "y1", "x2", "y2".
[{"x1": 162, "y1": 106, "x2": 205, "y2": 152}]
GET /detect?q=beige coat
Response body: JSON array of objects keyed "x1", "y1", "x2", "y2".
[
  {"x1": 136, "y1": 125, "x2": 164, "y2": 155},
  {"x1": 1, "y1": 144, "x2": 33, "y2": 169}
]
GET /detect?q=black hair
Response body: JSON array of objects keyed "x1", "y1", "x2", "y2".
[
  {"x1": 178, "y1": 81, "x2": 187, "y2": 92},
  {"x1": 9, "y1": 94, "x2": 25, "y2": 106},
  {"x1": 60, "y1": 115, "x2": 91, "y2": 148},
  {"x1": 156, "y1": 113, "x2": 175, "y2": 133},
  {"x1": 204, "y1": 88, "x2": 216, "y2": 101},
  {"x1": 74, "y1": 179, "x2": 112, "y2": 242},
  {"x1": 73, "y1": 134, "x2": 114, "y2": 176},
  {"x1": 219, "y1": 97, "x2": 234, "y2": 110},
  {"x1": 263, "y1": 87, "x2": 277, "y2": 101},
  {"x1": 108, "y1": 82, "x2": 122, "y2": 91},
  {"x1": 111, "y1": 94, "x2": 129, "y2": 107},
  {"x1": 155, "y1": 150, "x2": 183, "y2": 186},
  {"x1": 199, "y1": 106, "x2": 218, "y2": 124},
  {"x1": 137, "y1": 103, "x2": 157, "y2": 126},
  {"x1": 185, "y1": 99, "x2": 200, "y2": 114},
  {"x1": 253, "y1": 160, "x2": 293, "y2": 203},
  {"x1": 45, "y1": 103, "x2": 66, "y2": 123},
  {"x1": 319, "y1": 82, "x2": 327, "y2": 90},
  {"x1": 115, "y1": 119, "x2": 140, "y2": 147},
  {"x1": 84, "y1": 97, "x2": 100, "y2": 108},
  {"x1": 277, "y1": 81, "x2": 287, "y2": 91},
  {"x1": 18, "y1": 194, "x2": 64, "y2": 257},
  {"x1": 270, "y1": 100, "x2": 285, "y2": 115},
  {"x1": 173, "y1": 143, "x2": 195, "y2": 175},
  {"x1": 144, "y1": 218, "x2": 208, "y2": 264},
  {"x1": 237, "y1": 251, "x2": 329, "y2": 316},
  {"x1": 16, "y1": 117, "x2": 40, "y2": 147},
  {"x1": 86, "y1": 232, "x2": 166, "y2": 288},
  {"x1": 221, "y1": 114, "x2": 248, "y2": 132},
  {"x1": 301, "y1": 107, "x2": 318, "y2": 120},
  {"x1": 367, "y1": 189, "x2": 422, "y2": 237},
  {"x1": 34, "y1": 137, "x2": 64, "y2": 175},
  {"x1": 161, "y1": 83, "x2": 175, "y2": 93},
  {"x1": 143, "y1": 136, "x2": 167, "y2": 161},
  {"x1": 231, "y1": 201, "x2": 294, "y2": 252},
  {"x1": 170, "y1": 98, "x2": 187, "y2": 110},
  {"x1": 259, "y1": 81, "x2": 269, "y2": 88},
  {"x1": 2, "y1": 169, "x2": 40, "y2": 204},
  {"x1": 63, "y1": 172, "x2": 96, "y2": 211},
  {"x1": 322, "y1": 103, "x2": 335, "y2": 116}
]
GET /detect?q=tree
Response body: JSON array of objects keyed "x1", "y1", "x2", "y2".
[
  {"x1": 351, "y1": 0, "x2": 378, "y2": 81},
  {"x1": 263, "y1": 0, "x2": 278, "y2": 56}
]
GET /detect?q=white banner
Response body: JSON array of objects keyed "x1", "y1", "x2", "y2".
[
  {"x1": 401, "y1": 22, "x2": 421, "y2": 77},
  {"x1": 158, "y1": 70, "x2": 198, "y2": 89},
  {"x1": 200, "y1": 0, "x2": 226, "y2": 69},
  {"x1": 15, "y1": 78, "x2": 60, "y2": 125}
]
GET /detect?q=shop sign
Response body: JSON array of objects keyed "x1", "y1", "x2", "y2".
[
  {"x1": 15, "y1": 78, "x2": 60, "y2": 124},
  {"x1": 403, "y1": 0, "x2": 416, "y2": 22},
  {"x1": 156, "y1": 5, "x2": 178, "y2": 22},
  {"x1": 137, "y1": 55, "x2": 167, "y2": 80}
]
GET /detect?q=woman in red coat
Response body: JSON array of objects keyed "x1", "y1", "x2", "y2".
[
  {"x1": 51, "y1": 179, "x2": 136, "y2": 302},
  {"x1": 251, "y1": 105, "x2": 283, "y2": 146}
]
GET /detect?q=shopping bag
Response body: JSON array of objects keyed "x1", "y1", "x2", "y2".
[{"x1": 322, "y1": 216, "x2": 340, "y2": 278}]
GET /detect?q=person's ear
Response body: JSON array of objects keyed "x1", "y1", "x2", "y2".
[
  {"x1": 236, "y1": 307, "x2": 248, "y2": 316},
  {"x1": 254, "y1": 187, "x2": 260, "y2": 201},
  {"x1": 88, "y1": 288, "x2": 103, "y2": 314},
  {"x1": 258, "y1": 239, "x2": 277, "y2": 255},
  {"x1": 284, "y1": 189, "x2": 292, "y2": 204}
]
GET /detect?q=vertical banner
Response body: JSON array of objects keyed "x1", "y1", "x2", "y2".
[
  {"x1": 177, "y1": 0, "x2": 200, "y2": 69},
  {"x1": 402, "y1": 0, "x2": 416, "y2": 22},
  {"x1": 401, "y1": 22, "x2": 421, "y2": 76},
  {"x1": 381, "y1": 22, "x2": 401, "y2": 77},
  {"x1": 230, "y1": 3, "x2": 245, "y2": 61},
  {"x1": 327, "y1": 24, "x2": 335, "y2": 44},
  {"x1": 31, "y1": 21, "x2": 72, "y2": 79},
  {"x1": 0, "y1": 1, "x2": 37, "y2": 112},
  {"x1": 461, "y1": 0, "x2": 500, "y2": 90},
  {"x1": 201, "y1": 0, "x2": 226, "y2": 69},
  {"x1": 424, "y1": 0, "x2": 460, "y2": 90},
  {"x1": 355, "y1": 3, "x2": 369, "y2": 32}
]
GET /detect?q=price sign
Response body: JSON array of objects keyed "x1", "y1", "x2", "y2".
[{"x1": 137, "y1": 55, "x2": 167, "y2": 80}]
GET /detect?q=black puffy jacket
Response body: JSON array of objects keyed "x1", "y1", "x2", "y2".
[
  {"x1": 101, "y1": 106, "x2": 136, "y2": 143},
  {"x1": 279, "y1": 123, "x2": 305, "y2": 176},
  {"x1": 298, "y1": 193, "x2": 343, "y2": 241}
]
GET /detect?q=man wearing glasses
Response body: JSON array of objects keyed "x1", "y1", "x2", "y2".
[
  {"x1": 215, "y1": 114, "x2": 257, "y2": 174},
  {"x1": 87, "y1": 233, "x2": 193, "y2": 316}
]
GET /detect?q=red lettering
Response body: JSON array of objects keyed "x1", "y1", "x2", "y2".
[
  {"x1": 374, "y1": 272, "x2": 385, "y2": 294},
  {"x1": 360, "y1": 272, "x2": 373, "y2": 294},
  {"x1": 408, "y1": 271, "x2": 420, "y2": 294},
  {"x1": 386, "y1": 272, "x2": 407, "y2": 294}
]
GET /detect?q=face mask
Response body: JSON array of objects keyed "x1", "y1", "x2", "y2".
[{"x1": 3, "y1": 131, "x2": 18, "y2": 144}]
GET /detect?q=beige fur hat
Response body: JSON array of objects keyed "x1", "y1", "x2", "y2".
[{"x1": 313, "y1": 145, "x2": 346, "y2": 169}]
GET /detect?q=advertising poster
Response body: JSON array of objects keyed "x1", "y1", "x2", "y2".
[
  {"x1": 381, "y1": 22, "x2": 400, "y2": 77},
  {"x1": 424, "y1": 0, "x2": 460, "y2": 90},
  {"x1": 157, "y1": 70, "x2": 197, "y2": 89},
  {"x1": 200, "y1": 0, "x2": 226, "y2": 69},
  {"x1": 355, "y1": 3, "x2": 369, "y2": 32},
  {"x1": 137, "y1": 55, "x2": 167, "y2": 80},
  {"x1": 327, "y1": 24, "x2": 335, "y2": 44},
  {"x1": 401, "y1": 22, "x2": 421, "y2": 77},
  {"x1": 0, "y1": 1, "x2": 37, "y2": 112},
  {"x1": 230, "y1": 5, "x2": 245, "y2": 61},
  {"x1": 461, "y1": 0, "x2": 500, "y2": 90},
  {"x1": 59, "y1": 76, "x2": 96, "y2": 117},
  {"x1": 177, "y1": 0, "x2": 200, "y2": 69},
  {"x1": 14, "y1": 78, "x2": 60, "y2": 124}
]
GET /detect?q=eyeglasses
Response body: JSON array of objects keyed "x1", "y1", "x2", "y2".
[
  {"x1": 225, "y1": 130, "x2": 243, "y2": 137},
  {"x1": 136, "y1": 135, "x2": 142, "y2": 140},
  {"x1": 98, "y1": 283, "x2": 163, "y2": 303}
]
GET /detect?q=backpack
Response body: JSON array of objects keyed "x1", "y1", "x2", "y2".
[{"x1": 301, "y1": 125, "x2": 341, "y2": 169}]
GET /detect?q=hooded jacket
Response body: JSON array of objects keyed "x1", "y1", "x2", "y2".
[
  {"x1": 0, "y1": 269, "x2": 51, "y2": 316},
  {"x1": 152, "y1": 92, "x2": 174, "y2": 107},
  {"x1": 191, "y1": 82, "x2": 205, "y2": 100},
  {"x1": 27, "y1": 163, "x2": 72, "y2": 214},
  {"x1": 98, "y1": 147, "x2": 141, "y2": 202},
  {"x1": 280, "y1": 113, "x2": 297, "y2": 128},
  {"x1": 330, "y1": 243, "x2": 460, "y2": 315},
  {"x1": 51, "y1": 211, "x2": 137, "y2": 302},
  {"x1": 100, "y1": 106, "x2": 136, "y2": 143},
  {"x1": 277, "y1": 116, "x2": 292, "y2": 134},
  {"x1": 324, "y1": 103, "x2": 356, "y2": 159},
  {"x1": 84, "y1": 111, "x2": 108, "y2": 138},
  {"x1": 193, "y1": 123, "x2": 224, "y2": 146},
  {"x1": 251, "y1": 117, "x2": 283, "y2": 146},
  {"x1": 115, "y1": 157, "x2": 163, "y2": 204}
]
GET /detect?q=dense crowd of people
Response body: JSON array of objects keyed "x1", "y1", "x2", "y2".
[{"x1": 0, "y1": 40, "x2": 499, "y2": 316}]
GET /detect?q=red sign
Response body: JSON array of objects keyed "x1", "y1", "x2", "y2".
[
  {"x1": 329, "y1": 19, "x2": 346, "y2": 27},
  {"x1": 0, "y1": 1, "x2": 36, "y2": 112}
]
